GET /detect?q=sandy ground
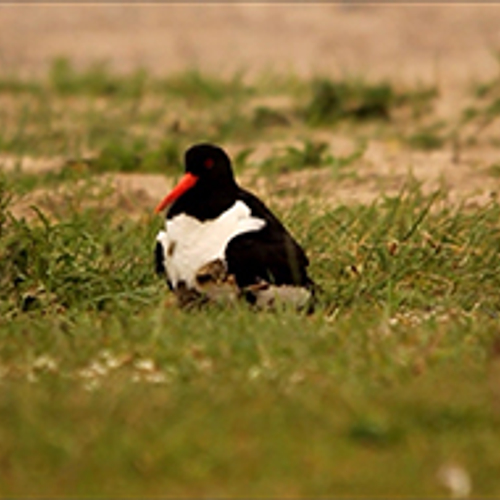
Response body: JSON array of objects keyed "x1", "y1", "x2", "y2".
[
  {"x1": 2, "y1": 4, "x2": 500, "y2": 213},
  {"x1": 2, "y1": 5, "x2": 500, "y2": 84}
]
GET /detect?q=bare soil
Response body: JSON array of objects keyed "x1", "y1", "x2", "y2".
[{"x1": 2, "y1": 4, "x2": 500, "y2": 212}]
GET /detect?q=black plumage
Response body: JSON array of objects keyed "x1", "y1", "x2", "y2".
[{"x1": 225, "y1": 188, "x2": 311, "y2": 288}]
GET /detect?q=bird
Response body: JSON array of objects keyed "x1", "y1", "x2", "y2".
[{"x1": 154, "y1": 143, "x2": 314, "y2": 309}]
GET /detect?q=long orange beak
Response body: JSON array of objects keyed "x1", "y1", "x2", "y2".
[{"x1": 155, "y1": 173, "x2": 199, "y2": 213}]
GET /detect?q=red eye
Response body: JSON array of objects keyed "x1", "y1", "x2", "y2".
[{"x1": 204, "y1": 158, "x2": 214, "y2": 169}]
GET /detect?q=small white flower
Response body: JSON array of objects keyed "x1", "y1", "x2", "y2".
[
  {"x1": 78, "y1": 360, "x2": 108, "y2": 379},
  {"x1": 289, "y1": 371, "x2": 305, "y2": 385},
  {"x1": 248, "y1": 366, "x2": 261, "y2": 380},
  {"x1": 144, "y1": 372, "x2": 168, "y2": 384},
  {"x1": 78, "y1": 368, "x2": 95, "y2": 379},
  {"x1": 135, "y1": 359, "x2": 156, "y2": 372},
  {"x1": 83, "y1": 379, "x2": 101, "y2": 392},
  {"x1": 33, "y1": 355, "x2": 58, "y2": 372},
  {"x1": 99, "y1": 349, "x2": 112, "y2": 360},
  {"x1": 106, "y1": 358, "x2": 122, "y2": 370},
  {"x1": 87, "y1": 361, "x2": 108, "y2": 377},
  {"x1": 99, "y1": 350, "x2": 123, "y2": 370},
  {"x1": 438, "y1": 463, "x2": 471, "y2": 498}
]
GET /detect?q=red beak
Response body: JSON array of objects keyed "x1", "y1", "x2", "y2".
[{"x1": 155, "y1": 173, "x2": 199, "y2": 213}]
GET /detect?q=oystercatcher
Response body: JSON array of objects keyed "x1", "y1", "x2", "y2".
[{"x1": 155, "y1": 143, "x2": 314, "y2": 308}]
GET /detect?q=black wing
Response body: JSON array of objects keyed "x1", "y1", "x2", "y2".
[
  {"x1": 154, "y1": 240, "x2": 173, "y2": 290},
  {"x1": 225, "y1": 189, "x2": 311, "y2": 288}
]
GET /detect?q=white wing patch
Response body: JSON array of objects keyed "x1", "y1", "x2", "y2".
[{"x1": 156, "y1": 200, "x2": 266, "y2": 289}]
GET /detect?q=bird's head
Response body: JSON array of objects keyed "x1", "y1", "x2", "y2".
[{"x1": 155, "y1": 143, "x2": 235, "y2": 213}]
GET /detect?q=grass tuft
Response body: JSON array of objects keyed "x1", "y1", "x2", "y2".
[
  {"x1": 157, "y1": 70, "x2": 252, "y2": 103},
  {"x1": 304, "y1": 79, "x2": 393, "y2": 124},
  {"x1": 49, "y1": 58, "x2": 148, "y2": 98},
  {"x1": 407, "y1": 124, "x2": 446, "y2": 150},
  {"x1": 0, "y1": 191, "x2": 159, "y2": 315},
  {"x1": 260, "y1": 139, "x2": 365, "y2": 175},
  {"x1": 302, "y1": 78, "x2": 437, "y2": 127}
]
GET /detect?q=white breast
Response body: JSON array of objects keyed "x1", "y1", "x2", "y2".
[{"x1": 156, "y1": 200, "x2": 266, "y2": 289}]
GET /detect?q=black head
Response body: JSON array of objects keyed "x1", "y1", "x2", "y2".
[
  {"x1": 184, "y1": 143, "x2": 235, "y2": 184},
  {"x1": 155, "y1": 143, "x2": 238, "y2": 219}
]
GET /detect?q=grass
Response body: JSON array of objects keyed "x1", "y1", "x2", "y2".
[
  {"x1": 302, "y1": 78, "x2": 438, "y2": 125},
  {"x1": 0, "y1": 62, "x2": 442, "y2": 162},
  {"x1": 49, "y1": 58, "x2": 149, "y2": 99},
  {"x1": 406, "y1": 122, "x2": 447, "y2": 151},
  {"x1": 1, "y1": 179, "x2": 500, "y2": 496},
  {"x1": 303, "y1": 79, "x2": 395, "y2": 124},
  {"x1": 260, "y1": 139, "x2": 366, "y2": 176},
  {"x1": 1, "y1": 62, "x2": 500, "y2": 497}
]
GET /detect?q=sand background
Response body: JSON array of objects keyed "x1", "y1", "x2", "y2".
[
  {"x1": 2, "y1": 5, "x2": 500, "y2": 85},
  {"x1": 2, "y1": 4, "x2": 500, "y2": 211}
]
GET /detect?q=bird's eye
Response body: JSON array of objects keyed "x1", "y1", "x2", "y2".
[{"x1": 204, "y1": 158, "x2": 214, "y2": 169}]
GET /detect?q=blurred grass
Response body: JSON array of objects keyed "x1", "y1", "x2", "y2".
[
  {"x1": 0, "y1": 59, "x2": 443, "y2": 164},
  {"x1": 260, "y1": 139, "x2": 366, "y2": 175},
  {"x1": 1, "y1": 61, "x2": 500, "y2": 497},
  {"x1": 302, "y1": 78, "x2": 438, "y2": 125}
]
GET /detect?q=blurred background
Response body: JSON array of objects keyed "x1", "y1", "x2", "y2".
[
  {"x1": 2, "y1": 5, "x2": 500, "y2": 85},
  {"x1": 3, "y1": 5, "x2": 500, "y2": 210}
]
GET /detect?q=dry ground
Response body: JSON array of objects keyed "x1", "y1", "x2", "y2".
[{"x1": 2, "y1": 4, "x2": 500, "y2": 209}]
